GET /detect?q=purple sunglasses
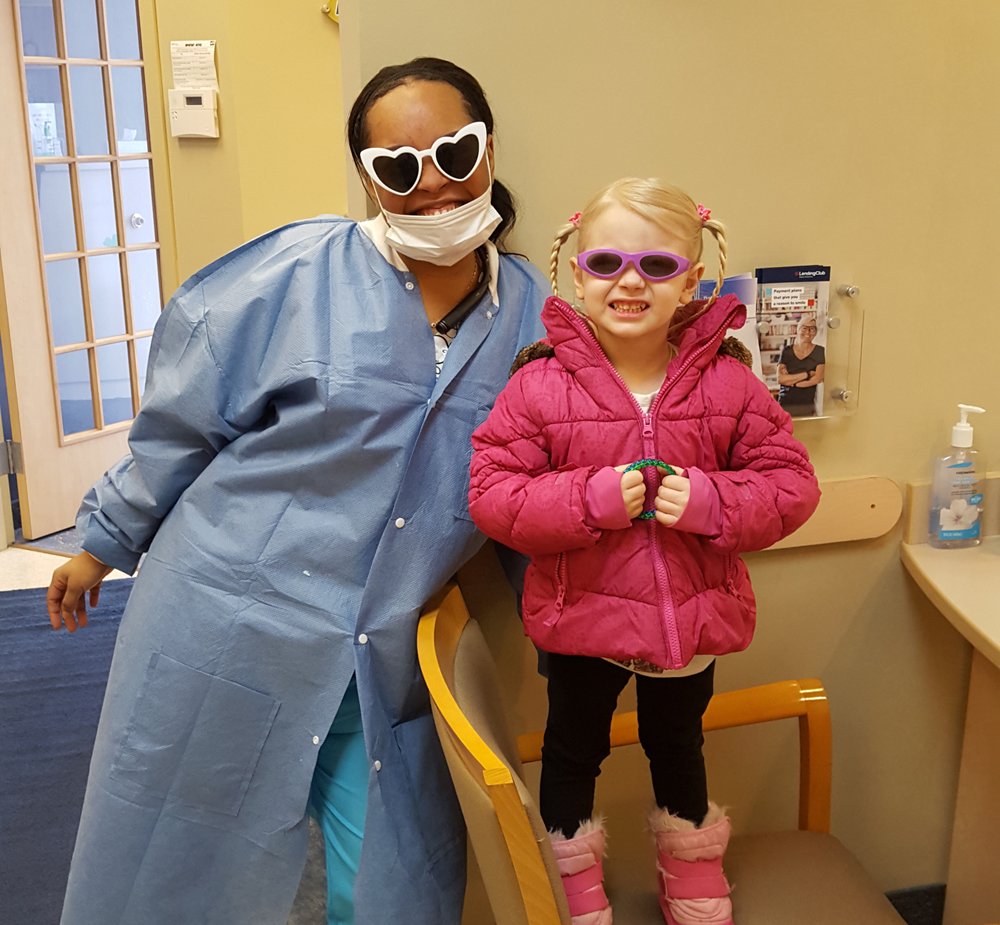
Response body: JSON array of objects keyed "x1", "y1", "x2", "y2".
[{"x1": 577, "y1": 248, "x2": 691, "y2": 282}]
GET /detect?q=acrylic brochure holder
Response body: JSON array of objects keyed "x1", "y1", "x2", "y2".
[
  {"x1": 745, "y1": 273, "x2": 893, "y2": 548},
  {"x1": 753, "y1": 270, "x2": 864, "y2": 422},
  {"x1": 810, "y1": 282, "x2": 864, "y2": 419},
  {"x1": 766, "y1": 282, "x2": 899, "y2": 550},
  {"x1": 700, "y1": 270, "x2": 865, "y2": 422}
]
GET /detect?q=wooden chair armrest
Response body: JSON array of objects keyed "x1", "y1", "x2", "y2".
[{"x1": 516, "y1": 678, "x2": 831, "y2": 833}]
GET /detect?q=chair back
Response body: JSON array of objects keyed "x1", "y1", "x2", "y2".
[{"x1": 417, "y1": 583, "x2": 569, "y2": 924}]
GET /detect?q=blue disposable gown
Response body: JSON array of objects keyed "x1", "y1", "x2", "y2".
[{"x1": 60, "y1": 217, "x2": 546, "y2": 925}]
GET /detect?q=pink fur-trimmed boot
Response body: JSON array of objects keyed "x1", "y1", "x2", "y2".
[
  {"x1": 548, "y1": 818, "x2": 613, "y2": 924},
  {"x1": 649, "y1": 803, "x2": 734, "y2": 925}
]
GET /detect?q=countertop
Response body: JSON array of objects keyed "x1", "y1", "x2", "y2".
[{"x1": 901, "y1": 537, "x2": 1000, "y2": 671}]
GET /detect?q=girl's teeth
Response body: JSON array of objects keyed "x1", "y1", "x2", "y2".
[{"x1": 612, "y1": 302, "x2": 648, "y2": 313}]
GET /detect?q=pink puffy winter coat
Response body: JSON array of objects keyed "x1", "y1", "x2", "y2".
[{"x1": 468, "y1": 294, "x2": 820, "y2": 670}]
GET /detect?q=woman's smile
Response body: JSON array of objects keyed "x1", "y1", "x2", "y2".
[{"x1": 412, "y1": 200, "x2": 462, "y2": 216}]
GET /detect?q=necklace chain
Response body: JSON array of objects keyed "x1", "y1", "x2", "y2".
[{"x1": 428, "y1": 251, "x2": 483, "y2": 330}]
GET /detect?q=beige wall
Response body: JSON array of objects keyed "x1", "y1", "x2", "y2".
[
  {"x1": 148, "y1": 0, "x2": 348, "y2": 284},
  {"x1": 143, "y1": 0, "x2": 999, "y2": 900},
  {"x1": 343, "y1": 0, "x2": 1000, "y2": 897}
]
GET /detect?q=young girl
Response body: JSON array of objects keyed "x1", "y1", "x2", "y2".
[{"x1": 468, "y1": 178, "x2": 820, "y2": 925}]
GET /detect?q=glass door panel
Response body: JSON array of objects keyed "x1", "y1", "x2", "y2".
[
  {"x1": 17, "y1": 0, "x2": 165, "y2": 440},
  {"x1": 36, "y1": 163, "x2": 77, "y2": 253},
  {"x1": 18, "y1": 0, "x2": 58, "y2": 57},
  {"x1": 55, "y1": 350, "x2": 95, "y2": 434},
  {"x1": 104, "y1": 0, "x2": 139, "y2": 60},
  {"x1": 79, "y1": 161, "x2": 117, "y2": 248},
  {"x1": 45, "y1": 259, "x2": 88, "y2": 346},
  {"x1": 110, "y1": 65, "x2": 147, "y2": 152},
  {"x1": 64, "y1": 0, "x2": 101, "y2": 59},
  {"x1": 68, "y1": 64, "x2": 109, "y2": 155},
  {"x1": 87, "y1": 254, "x2": 126, "y2": 338},
  {"x1": 95, "y1": 342, "x2": 132, "y2": 424},
  {"x1": 119, "y1": 159, "x2": 155, "y2": 244},
  {"x1": 126, "y1": 249, "x2": 160, "y2": 330},
  {"x1": 25, "y1": 65, "x2": 67, "y2": 156}
]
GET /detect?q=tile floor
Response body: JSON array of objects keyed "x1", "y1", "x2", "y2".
[{"x1": 0, "y1": 544, "x2": 130, "y2": 592}]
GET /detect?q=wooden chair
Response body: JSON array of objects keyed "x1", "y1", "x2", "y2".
[{"x1": 417, "y1": 582, "x2": 905, "y2": 925}]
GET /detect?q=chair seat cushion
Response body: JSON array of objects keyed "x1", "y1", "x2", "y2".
[
  {"x1": 727, "y1": 831, "x2": 903, "y2": 925},
  {"x1": 603, "y1": 831, "x2": 903, "y2": 925}
]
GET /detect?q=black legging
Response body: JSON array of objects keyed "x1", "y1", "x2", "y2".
[{"x1": 539, "y1": 653, "x2": 715, "y2": 837}]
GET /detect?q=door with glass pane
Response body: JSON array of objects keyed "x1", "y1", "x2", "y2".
[{"x1": 0, "y1": 0, "x2": 174, "y2": 539}]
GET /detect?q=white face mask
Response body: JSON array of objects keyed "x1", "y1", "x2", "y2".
[{"x1": 375, "y1": 166, "x2": 502, "y2": 267}]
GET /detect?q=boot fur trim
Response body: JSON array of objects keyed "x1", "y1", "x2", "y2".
[
  {"x1": 550, "y1": 816, "x2": 607, "y2": 843},
  {"x1": 648, "y1": 802, "x2": 727, "y2": 834}
]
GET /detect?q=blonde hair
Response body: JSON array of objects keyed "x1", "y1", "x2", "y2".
[{"x1": 549, "y1": 178, "x2": 728, "y2": 306}]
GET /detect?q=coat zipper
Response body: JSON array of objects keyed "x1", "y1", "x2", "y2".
[
  {"x1": 546, "y1": 552, "x2": 568, "y2": 626},
  {"x1": 645, "y1": 309, "x2": 738, "y2": 667},
  {"x1": 640, "y1": 411, "x2": 681, "y2": 667},
  {"x1": 555, "y1": 299, "x2": 738, "y2": 669}
]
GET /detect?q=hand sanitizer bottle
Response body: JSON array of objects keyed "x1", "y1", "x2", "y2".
[{"x1": 929, "y1": 404, "x2": 986, "y2": 548}]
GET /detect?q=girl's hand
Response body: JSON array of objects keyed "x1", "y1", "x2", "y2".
[
  {"x1": 47, "y1": 551, "x2": 114, "y2": 633},
  {"x1": 654, "y1": 467, "x2": 690, "y2": 527},
  {"x1": 614, "y1": 465, "x2": 647, "y2": 519}
]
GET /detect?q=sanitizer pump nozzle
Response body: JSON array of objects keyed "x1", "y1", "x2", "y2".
[{"x1": 952, "y1": 403, "x2": 986, "y2": 448}]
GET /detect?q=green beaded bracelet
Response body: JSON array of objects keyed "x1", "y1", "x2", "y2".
[{"x1": 623, "y1": 458, "x2": 676, "y2": 520}]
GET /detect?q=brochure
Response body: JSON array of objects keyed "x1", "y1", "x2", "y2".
[
  {"x1": 696, "y1": 273, "x2": 762, "y2": 380},
  {"x1": 754, "y1": 265, "x2": 830, "y2": 418}
]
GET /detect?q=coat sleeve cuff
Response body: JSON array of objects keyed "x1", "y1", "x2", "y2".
[
  {"x1": 673, "y1": 466, "x2": 723, "y2": 537},
  {"x1": 78, "y1": 517, "x2": 142, "y2": 575},
  {"x1": 584, "y1": 467, "x2": 632, "y2": 530}
]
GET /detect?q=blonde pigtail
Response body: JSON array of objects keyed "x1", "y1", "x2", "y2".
[
  {"x1": 549, "y1": 222, "x2": 578, "y2": 296},
  {"x1": 702, "y1": 218, "x2": 728, "y2": 305}
]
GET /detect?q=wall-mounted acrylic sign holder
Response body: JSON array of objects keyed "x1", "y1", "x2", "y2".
[
  {"x1": 753, "y1": 270, "x2": 864, "y2": 422},
  {"x1": 818, "y1": 282, "x2": 864, "y2": 419}
]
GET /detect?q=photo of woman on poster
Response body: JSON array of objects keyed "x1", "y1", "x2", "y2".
[{"x1": 777, "y1": 314, "x2": 825, "y2": 415}]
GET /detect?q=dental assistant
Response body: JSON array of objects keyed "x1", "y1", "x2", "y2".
[{"x1": 46, "y1": 57, "x2": 547, "y2": 925}]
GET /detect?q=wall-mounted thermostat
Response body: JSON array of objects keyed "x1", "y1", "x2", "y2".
[{"x1": 168, "y1": 87, "x2": 219, "y2": 138}]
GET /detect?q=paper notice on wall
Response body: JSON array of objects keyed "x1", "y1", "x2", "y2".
[
  {"x1": 28, "y1": 103, "x2": 63, "y2": 156},
  {"x1": 170, "y1": 40, "x2": 218, "y2": 90}
]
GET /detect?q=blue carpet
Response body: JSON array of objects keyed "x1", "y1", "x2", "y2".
[{"x1": 0, "y1": 580, "x2": 132, "y2": 925}]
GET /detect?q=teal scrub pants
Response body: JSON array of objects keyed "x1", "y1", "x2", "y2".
[{"x1": 308, "y1": 675, "x2": 368, "y2": 925}]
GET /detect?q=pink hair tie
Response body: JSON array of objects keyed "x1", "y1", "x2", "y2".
[
  {"x1": 696, "y1": 203, "x2": 712, "y2": 225},
  {"x1": 568, "y1": 211, "x2": 582, "y2": 228}
]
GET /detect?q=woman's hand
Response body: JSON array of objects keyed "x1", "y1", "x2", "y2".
[
  {"x1": 47, "y1": 551, "x2": 114, "y2": 632},
  {"x1": 655, "y1": 467, "x2": 690, "y2": 527},
  {"x1": 614, "y1": 465, "x2": 647, "y2": 519}
]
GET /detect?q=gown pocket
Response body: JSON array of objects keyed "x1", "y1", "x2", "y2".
[{"x1": 109, "y1": 652, "x2": 280, "y2": 816}]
